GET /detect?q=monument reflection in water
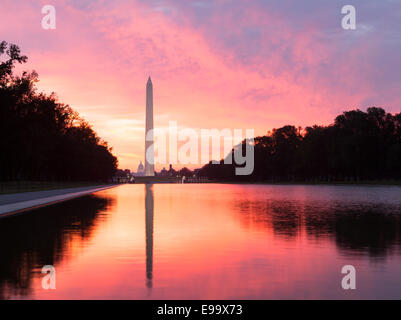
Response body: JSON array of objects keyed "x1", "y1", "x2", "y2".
[{"x1": 145, "y1": 184, "x2": 154, "y2": 289}]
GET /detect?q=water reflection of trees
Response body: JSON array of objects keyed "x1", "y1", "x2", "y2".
[
  {"x1": 0, "y1": 195, "x2": 114, "y2": 299},
  {"x1": 235, "y1": 200, "x2": 401, "y2": 258}
]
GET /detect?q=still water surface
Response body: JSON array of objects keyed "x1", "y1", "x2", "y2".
[{"x1": 1, "y1": 184, "x2": 401, "y2": 299}]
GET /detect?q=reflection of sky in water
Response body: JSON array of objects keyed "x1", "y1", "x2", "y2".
[{"x1": 1, "y1": 184, "x2": 401, "y2": 299}]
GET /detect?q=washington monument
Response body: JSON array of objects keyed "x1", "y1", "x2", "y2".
[{"x1": 145, "y1": 76, "x2": 155, "y2": 176}]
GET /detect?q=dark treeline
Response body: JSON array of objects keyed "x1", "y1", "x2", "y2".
[
  {"x1": 0, "y1": 41, "x2": 117, "y2": 181},
  {"x1": 199, "y1": 107, "x2": 401, "y2": 182}
]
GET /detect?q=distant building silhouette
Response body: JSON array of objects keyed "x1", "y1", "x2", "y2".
[
  {"x1": 134, "y1": 161, "x2": 145, "y2": 177},
  {"x1": 160, "y1": 167, "x2": 168, "y2": 176},
  {"x1": 158, "y1": 164, "x2": 177, "y2": 177}
]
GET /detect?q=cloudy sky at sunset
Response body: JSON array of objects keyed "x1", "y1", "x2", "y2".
[{"x1": 1, "y1": 0, "x2": 400, "y2": 170}]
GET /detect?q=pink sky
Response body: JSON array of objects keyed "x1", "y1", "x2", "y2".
[{"x1": 1, "y1": 0, "x2": 400, "y2": 170}]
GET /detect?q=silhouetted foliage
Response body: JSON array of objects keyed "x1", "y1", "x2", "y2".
[
  {"x1": 0, "y1": 41, "x2": 117, "y2": 181},
  {"x1": 199, "y1": 108, "x2": 401, "y2": 182},
  {"x1": 178, "y1": 167, "x2": 193, "y2": 177}
]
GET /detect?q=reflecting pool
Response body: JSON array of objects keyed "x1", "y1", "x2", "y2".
[{"x1": 1, "y1": 184, "x2": 401, "y2": 299}]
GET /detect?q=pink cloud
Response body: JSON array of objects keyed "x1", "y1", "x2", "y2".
[{"x1": 1, "y1": 0, "x2": 399, "y2": 169}]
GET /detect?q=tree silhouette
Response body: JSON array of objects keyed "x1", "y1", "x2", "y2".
[
  {"x1": 199, "y1": 107, "x2": 401, "y2": 183},
  {"x1": 0, "y1": 41, "x2": 117, "y2": 182}
]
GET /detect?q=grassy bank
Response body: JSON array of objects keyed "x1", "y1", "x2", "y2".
[{"x1": 0, "y1": 181, "x2": 105, "y2": 195}]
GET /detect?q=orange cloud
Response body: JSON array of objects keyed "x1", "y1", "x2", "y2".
[{"x1": 1, "y1": 0, "x2": 399, "y2": 170}]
